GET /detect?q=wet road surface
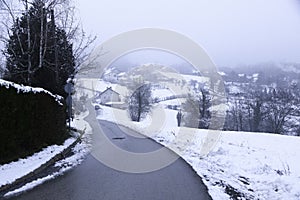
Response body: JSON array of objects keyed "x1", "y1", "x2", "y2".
[{"x1": 8, "y1": 121, "x2": 212, "y2": 200}]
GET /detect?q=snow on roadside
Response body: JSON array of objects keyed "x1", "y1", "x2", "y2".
[
  {"x1": 4, "y1": 173, "x2": 59, "y2": 197},
  {"x1": 0, "y1": 138, "x2": 75, "y2": 188},
  {"x1": 97, "y1": 105, "x2": 300, "y2": 200},
  {"x1": 2, "y1": 111, "x2": 92, "y2": 197},
  {"x1": 63, "y1": 111, "x2": 93, "y2": 168},
  {"x1": 4, "y1": 140, "x2": 91, "y2": 198}
]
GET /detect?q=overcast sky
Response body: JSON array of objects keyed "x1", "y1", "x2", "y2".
[{"x1": 76, "y1": 0, "x2": 300, "y2": 67}]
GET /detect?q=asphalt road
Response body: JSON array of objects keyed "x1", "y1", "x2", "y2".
[{"x1": 8, "y1": 121, "x2": 212, "y2": 200}]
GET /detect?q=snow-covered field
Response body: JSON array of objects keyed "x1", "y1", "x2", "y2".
[
  {"x1": 152, "y1": 88, "x2": 175, "y2": 99},
  {"x1": 96, "y1": 104, "x2": 300, "y2": 200}
]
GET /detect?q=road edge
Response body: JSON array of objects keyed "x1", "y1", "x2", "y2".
[{"x1": 0, "y1": 129, "x2": 83, "y2": 194}]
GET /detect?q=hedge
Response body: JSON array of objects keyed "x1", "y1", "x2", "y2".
[{"x1": 0, "y1": 81, "x2": 68, "y2": 164}]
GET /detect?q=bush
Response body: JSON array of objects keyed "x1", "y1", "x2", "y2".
[{"x1": 0, "y1": 82, "x2": 68, "y2": 164}]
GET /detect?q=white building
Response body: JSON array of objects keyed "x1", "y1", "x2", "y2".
[
  {"x1": 103, "y1": 68, "x2": 121, "y2": 83},
  {"x1": 96, "y1": 87, "x2": 121, "y2": 104}
]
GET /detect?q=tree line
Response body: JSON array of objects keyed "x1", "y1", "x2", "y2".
[
  {"x1": 224, "y1": 87, "x2": 300, "y2": 135},
  {"x1": 182, "y1": 82, "x2": 300, "y2": 136}
]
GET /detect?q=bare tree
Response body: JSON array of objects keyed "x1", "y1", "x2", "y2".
[
  {"x1": 0, "y1": 0, "x2": 21, "y2": 77},
  {"x1": 265, "y1": 89, "x2": 297, "y2": 134},
  {"x1": 182, "y1": 89, "x2": 211, "y2": 129},
  {"x1": 225, "y1": 99, "x2": 245, "y2": 131},
  {"x1": 296, "y1": 126, "x2": 300, "y2": 137},
  {"x1": 49, "y1": 0, "x2": 96, "y2": 73},
  {"x1": 245, "y1": 90, "x2": 268, "y2": 132},
  {"x1": 128, "y1": 84, "x2": 152, "y2": 122},
  {"x1": 36, "y1": 0, "x2": 96, "y2": 75},
  {"x1": 198, "y1": 88, "x2": 211, "y2": 129}
]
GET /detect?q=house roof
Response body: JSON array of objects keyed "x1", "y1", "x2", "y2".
[{"x1": 98, "y1": 87, "x2": 120, "y2": 96}]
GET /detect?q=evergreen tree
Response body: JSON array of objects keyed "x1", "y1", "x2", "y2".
[{"x1": 4, "y1": 0, "x2": 75, "y2": 96}]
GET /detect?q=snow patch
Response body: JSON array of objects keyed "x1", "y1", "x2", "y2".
[
  {"x1": 4, "y1": 174, "x2": 58, "y2": 197},
  {"x1": 218, "y1": 71, "x2": 226, "y2": 76}
]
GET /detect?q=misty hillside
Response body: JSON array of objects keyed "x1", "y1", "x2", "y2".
[
  {"x1": 219, "y1": 63, "x2": 300, "y2": 88},
  {"x1": 103, "y1": 63, "x2": 300, "y2": 136},
  {"x1": 218, "y1": 63, "x2": 300, "y2": 136}
]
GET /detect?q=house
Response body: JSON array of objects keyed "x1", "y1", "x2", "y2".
[
  {"x1": 96, "y1": 87, "x2": 121, "y2": 104},
  {"x1": 103, "y1": 68, "x2": 121, "y2": 83}
]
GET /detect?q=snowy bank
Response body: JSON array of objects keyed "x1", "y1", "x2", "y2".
[{"x1": 0, "y1": 138, "x2": 75, "y2": 188}]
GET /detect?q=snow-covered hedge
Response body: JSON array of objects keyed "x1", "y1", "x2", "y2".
[
  {"x1": 0, "y1": 79, "x2": 63, "y2": 105},
  {"x1": 0, "y1": 79, "x2": 68, "y2": 164}
]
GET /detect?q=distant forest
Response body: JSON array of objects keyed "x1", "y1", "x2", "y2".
[{"x1": 219, "y1": 63, "x2": 300, "y2": 135}]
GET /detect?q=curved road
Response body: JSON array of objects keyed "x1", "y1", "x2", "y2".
[{"x1": 9, "y1": 121, "x2": 212, "y2": 200}]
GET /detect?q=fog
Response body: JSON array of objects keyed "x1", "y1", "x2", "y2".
[{"x1": 76, "y1": 0, "x2": 300, "y2": 67}]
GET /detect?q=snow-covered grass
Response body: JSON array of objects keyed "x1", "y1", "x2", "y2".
[
  {"x1": 158, "y1": 71, "x2": 209, "y2": 84},
  {"x1": 0, "y1": 138, "x2": 75, "y2": 188},
  {"x1": 97, "y1": 103, "x2": 300, "y2": 200},
  {"x1": 152, "y1": 88, "x2": 174, "y2": 99}
]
